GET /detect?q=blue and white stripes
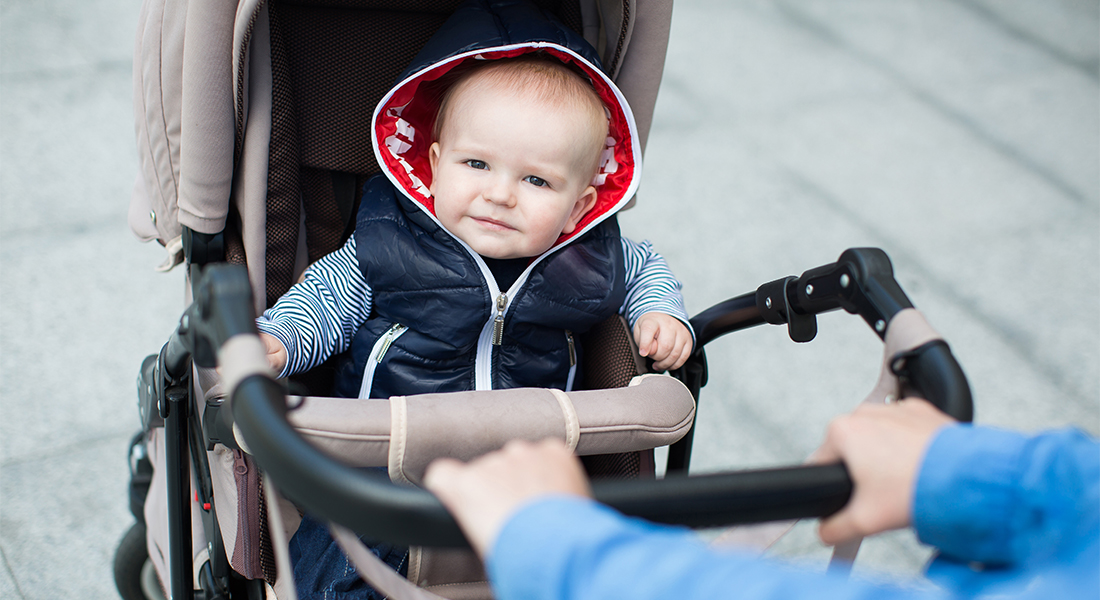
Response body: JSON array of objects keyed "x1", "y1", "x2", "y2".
[
  {"x1": 621, "y1": 238, "x2": 690, "y2": 336},
  {"x1": 257, "y1": 235, "x2": 691, "y2": 379},
  {"x1": 258, "y1": 236, "x2": 369, "y2": 378}
]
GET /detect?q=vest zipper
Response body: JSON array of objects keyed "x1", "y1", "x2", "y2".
[
  {"x1": 565, "y1": 330, "x2": 577, "y2": 391},
  {"x1": 358, "y1": 323, "x2": 407, "y2": 398},
  {"x1": 475, "y1": 289, "x2": 511, "y2": 390},
  {"x1": 376, "y1": 323, "x2": 407, "y2": 361},
  {"x1": 491, "y1": 293, "x2": 508, "y2": 346}
]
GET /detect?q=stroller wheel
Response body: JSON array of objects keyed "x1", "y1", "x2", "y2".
[{"x1": 114, "y1": 522, "x2": 166, "y2": 600}]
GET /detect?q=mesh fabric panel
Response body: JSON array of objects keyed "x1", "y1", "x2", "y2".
[
  {"x1": 265, "y1": 2, "x2": 303, "y2": 308},
  {"x1": 281, "y1": 6, "x2": 448, "y2": 175},
  {"x1": 300, "y1": 168, "x2": 347, "y2": 262},
  {"x1": 579, "y1": 316, "x2": 655, "y2": 480}
]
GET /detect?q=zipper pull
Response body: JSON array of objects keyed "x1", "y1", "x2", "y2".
[
  {"x1": 492, "y1": 293, "x2": 507, "y2": 346},
  {"x1": 566, "y1": 330, "x2": 576, "y2": 366},
  {"x1": 232, "y1": 450, "x2": 249, "y2": 475},
  {"x1": 376, "y1": 324, "x2": 407, "y2": 363}
]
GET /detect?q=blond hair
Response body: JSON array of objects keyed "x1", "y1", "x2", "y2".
[{"x1": 433, "y1": 54, "x2": 608, "y2": 175}]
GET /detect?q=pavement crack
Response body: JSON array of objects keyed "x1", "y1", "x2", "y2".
[
  {"x1": 773, "y1": 0, "x2": 1094, "y2": 208},
  {"x1": 0, "y1": 546, "x2": 27, "y2": 599},
  {"x1": 778, "y1": 166, "x2": 1092, "y2": 408},
  {"x1": 948, "y1": 0, "x2": 1099, "y2": 82}
]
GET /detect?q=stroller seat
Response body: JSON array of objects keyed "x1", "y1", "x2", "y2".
[{"x1": 126, "y1": 0, "x2": 681, "y2": 598}]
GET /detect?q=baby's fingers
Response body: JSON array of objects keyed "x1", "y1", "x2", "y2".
[
  {"x1": 666, "y1": 337, "x2": 694, "y2": 370},
  {"x1": 633, "y1": 318, "x2": 659, "y2": 358},
  {"x1": 650, "y1": 332, "x2": 691, "y2": 371}
]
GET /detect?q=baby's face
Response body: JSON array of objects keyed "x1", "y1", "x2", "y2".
[{"x1": 429, "y1": 81, "x2": 600, "y2": 260}]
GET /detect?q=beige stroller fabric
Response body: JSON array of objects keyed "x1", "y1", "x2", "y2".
[{"x1": 285, "y1": 374, "x2": 695, "y2": 484}]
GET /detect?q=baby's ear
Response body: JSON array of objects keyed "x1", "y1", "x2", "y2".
[
  {"x1": 562, "y1": 186, "x2": 598, "y2": 234},
  {"x1": 427, "y1": 142, "x2": 441, "y2": 195}
]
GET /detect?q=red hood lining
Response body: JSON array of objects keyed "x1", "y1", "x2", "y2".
[{"x1": 373, "y1": 45, "x2": 637, "y2": 250}]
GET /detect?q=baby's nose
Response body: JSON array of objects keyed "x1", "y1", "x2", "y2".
[{"x1": 484, "y1": 178, "x2": 517, "y2": 206}]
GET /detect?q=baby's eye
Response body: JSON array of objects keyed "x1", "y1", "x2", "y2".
[
  {"x1": 524, "y1": 175, "x2": 549, "y2": 188},
  {"x1": 464, "y1": 159, "x2": 488, "y2": 170}
]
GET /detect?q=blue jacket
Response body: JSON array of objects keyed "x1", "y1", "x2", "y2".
[
  {"x1": 489, "y1": 426, "x2": 1100, "y2": 600},
  {"x1": 332, "y1": 0, "x2": 645, "y2": 398}
]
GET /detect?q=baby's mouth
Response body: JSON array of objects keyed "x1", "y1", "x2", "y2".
[{"x1": 471, "y1": 216, "x2": 516, "y2": 231}]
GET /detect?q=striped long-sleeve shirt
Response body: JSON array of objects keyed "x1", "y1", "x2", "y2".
[{"x1": 257, "y1": 235, "x2": 691, "y2": 379}]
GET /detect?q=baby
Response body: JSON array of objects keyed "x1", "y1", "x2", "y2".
[
  {"x1": 257, "y1": 54, "x2": 693, "y2": 398},
  {"x1": 257, "y1": 39, "x2": 693, "y2": 600}
]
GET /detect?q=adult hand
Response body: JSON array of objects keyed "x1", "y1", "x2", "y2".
[
  {"x1": 814, "y1": 399, "x2": 955, "y2": 546},
  {"x1": 423, "y1": 438, "x2": 592, "y2": 559}
]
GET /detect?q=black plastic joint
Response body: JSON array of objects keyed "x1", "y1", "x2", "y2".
[
  {"x1": 888, "y1": 339, "x2": 974, "y2": 422},
  {"x1": 182, "y1": 227, "x2": 226, "y2": 267},
  {"x1": 756, "y1": 277, "x2": 794, "y2": 326},
  {"x1": 202, "y1": 399, "x2": 240, "y2": 451},
  {"x1": 834, "y1": 249, "x2": 914, "y2": 335},
  {"x1": 756, "y1": 277, "x2": 817, "y2": 343}
]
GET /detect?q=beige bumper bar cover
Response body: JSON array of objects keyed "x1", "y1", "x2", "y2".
[{"x1": 285, "y1": 374, "x2": 695, "y2": 485}]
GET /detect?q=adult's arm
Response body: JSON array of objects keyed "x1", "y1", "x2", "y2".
[
  {"x1": 425, "y1": 437, "x2": 939, "y2": 600},
  {"x1": 914, "y1": 425, "x2": 1100, "y2": 568},
  {"x1": 426, "y1": 407, "x2": 1099, "y2": 600},
  {"x1": 485, "y1": 427, "x2": 1100, "y2": 600},
  {"x1": 490, "y1": 496, "x2": 950, "y2": 600}
]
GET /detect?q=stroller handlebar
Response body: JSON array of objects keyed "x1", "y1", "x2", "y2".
[
  {"x1": 188, "y1": 248, "x2": 972, "y2": 547},
  {"x1": 690, "y1": 247, "x2": 973, "y2": 421}
]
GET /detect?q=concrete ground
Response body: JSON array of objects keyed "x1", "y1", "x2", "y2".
[{"x1": 1, "y1": 0, "x2": 1097, "y2": 598}]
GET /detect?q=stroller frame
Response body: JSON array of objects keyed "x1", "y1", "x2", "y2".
[
  {"x1": 118, "y1": 1, "x2": 972, "y2": 598},
  {"x1": 116, "y1": 245, "x2": 972, "y2": 599}
]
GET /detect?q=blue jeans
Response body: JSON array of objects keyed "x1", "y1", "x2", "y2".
[{"x1": 289, "y1": 514, "x2": 409, "y2": 600}]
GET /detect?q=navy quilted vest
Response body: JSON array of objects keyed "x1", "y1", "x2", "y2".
[{"x1": 331, "y1": 177, "x2": 625, "y2": 399}]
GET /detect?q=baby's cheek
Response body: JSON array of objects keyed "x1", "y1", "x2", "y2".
[{"x1": 434, "y1": 202, "x2": 459, "y2": 229}]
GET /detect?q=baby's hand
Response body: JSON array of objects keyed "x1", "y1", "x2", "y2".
[
  {"x1": 633, "y1": 312, "x2": 693, "y2": 371},
  {"x1": 259, "y1": 332, "x2": 288, "y2": 374}
]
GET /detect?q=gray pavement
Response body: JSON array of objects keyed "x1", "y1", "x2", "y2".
[{"x1": 1, "y1": 0, "x2": 1097, "y2": 598}]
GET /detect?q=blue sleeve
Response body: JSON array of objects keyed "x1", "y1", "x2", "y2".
[
  {"x1": 487, "y1": 427, "x2": 1100, "y2": 600},
  {"x1": 255, "y1": 236, "x2": 372, "y2": 378},
  {"x1": 914, "y1": 425, "x2": 1100, "y2": 568},
  {"x1": 620, "y1": 237, "x2": 693, "y2": 341},
  {"x1": 488, "y1": 497, "x2": 942, "y2": 600}
]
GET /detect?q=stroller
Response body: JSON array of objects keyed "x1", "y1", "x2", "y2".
[{"x1": 114, "y1": 0, "x2": 974, "y2": 599}]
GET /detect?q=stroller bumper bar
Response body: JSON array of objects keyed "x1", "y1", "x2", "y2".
[
  {"x1": 173, "y1": 248, "x2": 971, "y2": 548},
  {"x1": 227, "y1": 371, "x2": 854, "y2": 546}
]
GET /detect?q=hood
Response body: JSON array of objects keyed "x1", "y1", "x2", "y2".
[{"x1": 371, "y1": 0, "x2": 641, "y2": 253}]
